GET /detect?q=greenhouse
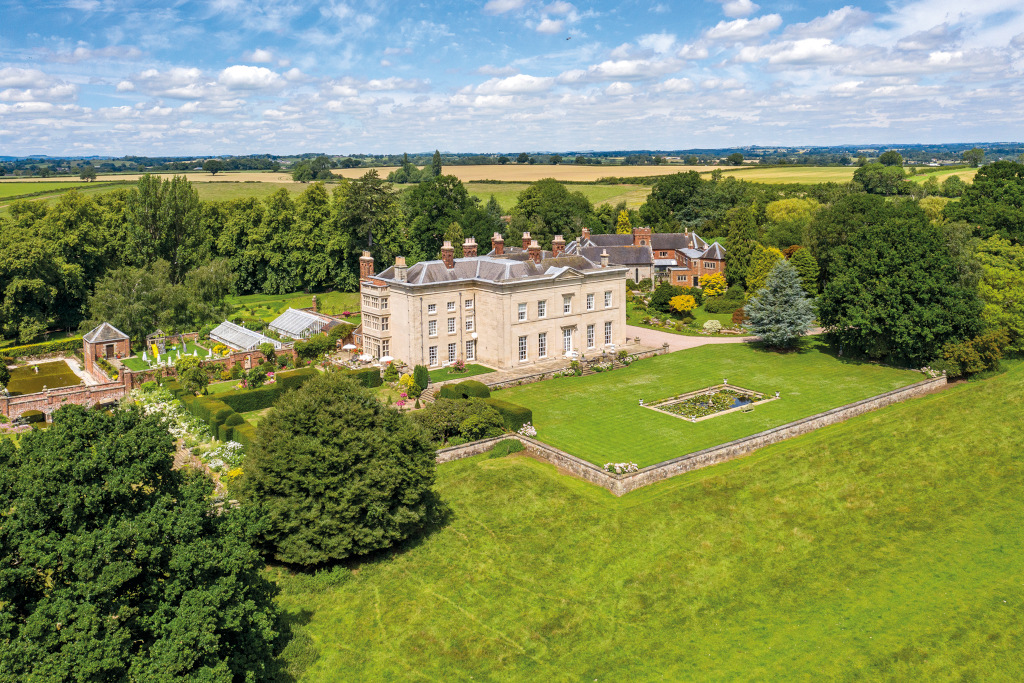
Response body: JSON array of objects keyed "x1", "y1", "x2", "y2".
[
  {"x1": 268, "y1": 308, "x2": 333, "y2": 339},
  {"x1": 209, "y1": 321, "x2": 283, "y2": 351}
]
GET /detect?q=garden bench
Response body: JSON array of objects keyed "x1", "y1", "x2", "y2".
[{"x1": 741, "y1": 404, "x2": 754, "y2": 413}]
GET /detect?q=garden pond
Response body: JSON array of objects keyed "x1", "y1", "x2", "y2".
[
  {"x1": 6, "y1": 360, "x2": 83, "y2": 396},
  {"x1": 650, "y1": 388, "x2": 767, "y2": 421}
]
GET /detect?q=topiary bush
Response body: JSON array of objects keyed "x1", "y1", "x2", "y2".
[
  {"x1": 438, "y1": 380, "x2": 490, "y2": 400},
  {"x1": 482, "y1": 398, "x2": 533, "y2": 432},
  {"x1": 413, "y1": 364, "x2": 430, "y2": 390}
]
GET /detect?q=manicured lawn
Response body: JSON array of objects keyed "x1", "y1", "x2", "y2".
[
  {"x1": 626, "y1": 301, "x2": 736, "y2": 336},
  {"x1": 120, "y1": 342, "x2": 209, "y2": 371},
  {"x1": 427, "y1": 363, "x2": 494, "y2": 382},
  {"x1": 496, "y1": 340, "x2": 921, "y2": 467},
  {"x1": 273, "y1": 361, "x2": 1024, "y2": 681},
  {"x1": 226, "y1": 291, "x2": 361, "y2": 321},
  {"x1": 239, "y1": 407, "x2": 273, "y2": 426},
  {"x1": 206, "y1": 380, "x2": 240, "y2": 395}
]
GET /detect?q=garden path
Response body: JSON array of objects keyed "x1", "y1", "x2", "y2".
[{"x1": 625, "y1": 325, "x2": 756, "y2": 353}]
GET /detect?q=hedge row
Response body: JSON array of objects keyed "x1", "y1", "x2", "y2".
[
  {"x1": 2, "y1": 337, "x2": 83, "y2": 359},
  {"x1": 481, "y1": 398, "x2": 532, "y2": 433},
  {"x1": 438, "y1": 380, "x2": 490, "y2": 400},
  {"x1": 345, "y1": 366, "x2": 382, "y2": 388}
]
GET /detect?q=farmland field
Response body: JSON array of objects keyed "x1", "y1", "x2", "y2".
[
  {"x1": 465, "y1": 182, "x2": 651, "y2": 212},
  {"x1": 333, "y1": 164, "x2": 728, "y2": 182},
  {"x1": 711, "y1": 166, "x2": 859, "y2": 183},
  {"x1": 0, "y1": 181, "x2": 107, "y2": 198},
  {"x1": 906, "y1": 168, "x2": 978, "y2": 184},
  {"x1": 273, "y1": 360, "x2": 1024, "y2": 681}
]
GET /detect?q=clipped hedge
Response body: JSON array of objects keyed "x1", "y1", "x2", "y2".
[
  {"x1": 218, "y1": 413, "x2": 247, "y2": 442},
  {"x1": 346, "y1": 366, "x2": 382, "y2": 388},
  {"x1": 439, "y1": 380, "x2": 491, "y2": 400},
  {"x1": 482, "y1": 398, "x2": 532, "y2": 432},
  {"x1": 1, "y1": 337, "x2": 83, "y2": 359},
  {"x1": 277, "y1": 366, "x2": 319, "y2": 390},
  {"x1": 232, "y1": 422, "x2": 258, "y2": 449}
]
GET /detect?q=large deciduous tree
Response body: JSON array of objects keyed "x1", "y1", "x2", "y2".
[
  {"x1": 744, "y1": 259, "x2": 816, "y2": 349},
  {"x1": 723, "y1": 206, "x2": 757, "y2": 287},
  {"x1": 243, "y1": 371, "x2": 438, "y2": 567},
  {"x1": 0, "y1": 405, "x2": 282, "y2": 680},
  {"x1": 974, "y1": 235, "x2": 1024, "y2": 352},
  {"x1": 944, "y1": 161, "x2": 1024, "y2": 242},
  {"x1": 510, "y1": 178, "x2": 595, "y2": 246},
  {"x1": 818, "y1": 205, "x2": 982, "y2": 366}
]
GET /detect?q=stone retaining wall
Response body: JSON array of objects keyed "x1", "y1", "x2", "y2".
[
  {"x1": 435, "y1": 375, "x2": 946, "y2": 496},
  {"x1": 483, "y1": 345, "x2": 668, "y2": 391}
]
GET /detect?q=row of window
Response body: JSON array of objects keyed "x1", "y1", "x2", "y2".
[
  {"x1": 517, "y1": 322, "x2": 613, "y2": 361},
  {"x1": 427, "y1": 340, "x2": 476, "y2": 366},
  {"x1": 517, "y1": 291, "x2": 613, "y2": 322},
  {"x1": 427, "y1": 299, "x2": 473, "y2": 315},
  {"x1": 427, "y1": 316, "x2": 474, "y2": 337},
  {"x1": 363, "y1": 314, "x2": 389, "y2": 332},
  {"x1": 362, "y1": 294, "x2": 388, "y2": 310}
]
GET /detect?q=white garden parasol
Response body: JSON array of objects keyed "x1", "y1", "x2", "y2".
[
  {"x1": 380, "y1": 355, "x2": 394, "y2": 364},
  {"x1": 342, "y1": 344, "x2": 357, "y2": 350}
]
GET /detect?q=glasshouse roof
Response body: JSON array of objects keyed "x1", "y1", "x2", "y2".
[
  {"x1": 269, "y1": 308, "x2": 326, "y2": 338},
  {"x1": 209, "y1": 321, "x2": 282, "y2": 351}
]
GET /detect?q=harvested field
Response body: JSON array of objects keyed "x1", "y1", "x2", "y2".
[
  {"x1": 0, "y1": 171, "x2": 297, "y2": 184},
  {"x1": 465, "y1": 182, "x2": 651, "y2": 211},
  {"x1": 712, "y1": 166, "x2": 858, "y2": 183},
  {"x1": 332, "y1": 164, "x2": 728, "y2": 182},
  {"x1": 906, "y1": 168, "x2": 977, "y2": 184}
]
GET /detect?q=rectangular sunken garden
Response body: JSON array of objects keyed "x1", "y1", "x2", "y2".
[{"x1": 644, "y1": 385, "x2": 776, "y2": 422}]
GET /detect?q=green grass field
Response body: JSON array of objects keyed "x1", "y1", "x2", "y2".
[
  {"x1": 428, "y1": 363, "x2": 494, "y2": 382},
  {"x1": 708, "y1": 166, "x2": 859, "y2": 184},
  {"x1": 0, "y1": 181, "x2": 100, "y2": 199},
  {"x1": 626, "y1": 302, "x2": 736, "y2": 336},
  {"x1": 193, "y1": 182, "x2": 308, "y2": 202},
  {"x1": 272, "y1": 360, "x2": 1024, "y2": 681},
  {"x1": 496, "y1": 341, "x2": 920, "y2": 467},
  {"x1": 465, "y1": 182, "x2": 651, "y2": 212},
  {"x1": 226, "y1": 291, "x2": 361, "y2": 321},
  {"x1": 906, "y1": 168, "x2": 977, "y2": 184}
]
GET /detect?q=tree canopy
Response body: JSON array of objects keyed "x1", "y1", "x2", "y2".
[
  {"x1": 243, "y1": 371, "x2": 438, "y2": 567},
  {"x1": 744, "y1": 259, "x2": 816, "y2": 349},
  {"x1": 0, "y1": 404, "x2": 283, "y2": 680},
  {"x1": 944, "y1": 161, "x2": 1024, "y2": 243}
]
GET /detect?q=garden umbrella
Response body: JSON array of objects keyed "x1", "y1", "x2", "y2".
[
  {"x1": 380, "y1": 355, "x2": 394, "y2": 364},
  {"x1": 358, "y1": 354, "x2": 372, "y2": 362},
  {"x1": 342, "y1": 344, "x2": 357, "y2": 350}
]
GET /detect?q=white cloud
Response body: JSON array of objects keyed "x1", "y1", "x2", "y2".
[
  {"x1": 116, "y1": 80, "x2": 135, "y2": 91},
  {"x1": 218, "y1": 65, "x2": 285, "y2": 90},
  {"x1": 738, "y1": 38, "x2": 859, "y2": 65},
  {"x1": 0, "y1": 84, "x2": 78, "y2": 102},
  {"x1": 0, "y1": 67, "x2": 51, "y2": 88},
  {"x1": 536, "y1": 18, "x2": 564, "y2": 34},
  {"x1": 476, "y1": 74, "x2": 555, "y2": 94},
  {"x1": 657, "y1": 77, "x2": 694, "y2": 92},
  {"x1": 705, "y1": 14, "x2": 783, "y2": 41},
  {"x1": 558, "y1": 58, "x2": 679, "y2": 84},
  {"x1": 477, "y1": 64, "x2": 518, "y2": 76},
  {"x1": 637, "y1": 33, "x2": 677, "y2": 54},
  {"x1": 283, "y1": 68, "x2": 304, "y2": 81},
  {"x1": 897, "y1": 24, "x2": 962, "y2": 51},
  {"x1": 483, "y1": 0, "x2": 526, "y2": 14},
  {"x1": 677, "y1": 43, "x2": 709, "y2": 60},
  {"x1": 605, "y1": 81, "x2": 634, "y2": 95},
  {"x1": 245, "y1": 48, "x2": 274, "y2": 63},
  {"x1": 785, "y1": 6, "x2": 874, "y2": 39},
  {"x1": 719, "y1": 0, "x2": 758, "y2": 19}
]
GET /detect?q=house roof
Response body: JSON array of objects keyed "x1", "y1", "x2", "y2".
[
  {"x1": 268, "y1": 308, "x2": 325, "y2": 337},
  {"x1": 375, "y1": 253, "x2": 617, "y2": 287},
  {"x1": 702, "y1": 242, "x2": 727, "y2": 259},
  {"x1": 84, "y1": 322, "x2": 129, "y2": 343},
  {"x1": 209, "y1": 320, "x2": 282, "y2": 350},
  {"x1": 578, "y1": 245, "x2": 653, "y2": 266}
]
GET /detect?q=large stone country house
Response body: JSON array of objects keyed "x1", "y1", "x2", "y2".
[{"x1": 358, "y1": 233, "x2": 628, "y2": 370}]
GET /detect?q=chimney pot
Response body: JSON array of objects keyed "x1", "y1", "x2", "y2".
[
  {"x1": 394, "y1": 256, "x2": 408, "y2": 282},
  {"x1": 359, "y1": 250, "x2": 375, "y2": 279},
  {"x1": 441, "y1": 241, "x2": 455, "y2": 269},
  {"x1": 463, "y1": 236, "x2": 478, "y2": 258},
  {"x1": 581, "y1": 226, "x2": 591, "y2": 242},
  {"x1": 552, "y1": 234, "x2": 566, "y2": 257},
  {"x1": 491, "y1": 232, "x2": 504, "y2": 255},
  {"x1": 601, "y1": 249, "x2": 609, "y2": 268},
  {"x1": 528, "y1": 239, "x2": 542, "y2": 264},
  {"x1": 522, "y1": 231, "x2": 531, "y2": 250}
]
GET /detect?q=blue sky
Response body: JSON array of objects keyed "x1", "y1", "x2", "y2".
[{"x1": 1, "y1": 0, "x2": 1023, "y2": 155}]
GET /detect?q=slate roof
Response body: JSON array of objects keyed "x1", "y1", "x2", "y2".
[
  {"x1": 376, "y1": 254, "x2": 613, "y2": 286},
  {"x1": 585, "y1": 234, "x2": 634, "y2": 248},
  {"x1": 578, "y1": 245, "x2": 653, "y2": 266},
  {"x1": 83, "y1": 322, "x2": 129, "y2": 343},
  {"x1": 702, "y1": 242, "x2": 727, "y2": 259},
  {"x1": 651, "y1": 232, "x2": 708, "y2": 251},
  {"x1": 564, "y1": 228, "x2": 726, "y2": 268},
  {"x1": 209, "y1": 321, "x2": 283, "y2": 351}
]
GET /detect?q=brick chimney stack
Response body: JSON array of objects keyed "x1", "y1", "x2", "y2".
[
  {"x1": 441, "y1": 241, "x2": 455, "y2": 269},
  {"x1": 394, "y1": 256, "x2": 408, "y2": 282},
  {"x1": 552, "y1": 235, "x2": 565, "y2": 257},
  {"x1": 632, "y1": 226, "x2": 651, "y2": 247},
  {"x1": 601, "y1": 250, "x2": 609, "y2": 268},
  {"x1": 463, "y1": 236, "x2": 477, "y2": 258},
  {"x1": 581, "y1": 226, "x2": 590, "y2": 242},
  {"x1": 359, "y1": 251, "x2": 375, "y2": 279},
  {"x1": 528, "y1": 239, "x2": 542, "y2": 264},
  {"x1": 522, "y1": 231, "x2": 531, "y2": 250},
  {"x1": 491, "y1": 232, "x2": 504, "y2": 255}
]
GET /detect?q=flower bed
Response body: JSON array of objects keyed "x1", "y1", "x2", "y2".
[{"x1": 648, "y1": 387, "x2": 768, "y2": 421}]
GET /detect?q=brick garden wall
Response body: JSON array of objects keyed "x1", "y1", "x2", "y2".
[
  {"x1": 434, "y1": 375, "x2": 947, "y2": 496},
  {"x1": 0, "y1": 380, "x2": 128, "y2": 421},
  {"x1": 120, "y1": 346, "x2": 299, "y2": 389}
]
